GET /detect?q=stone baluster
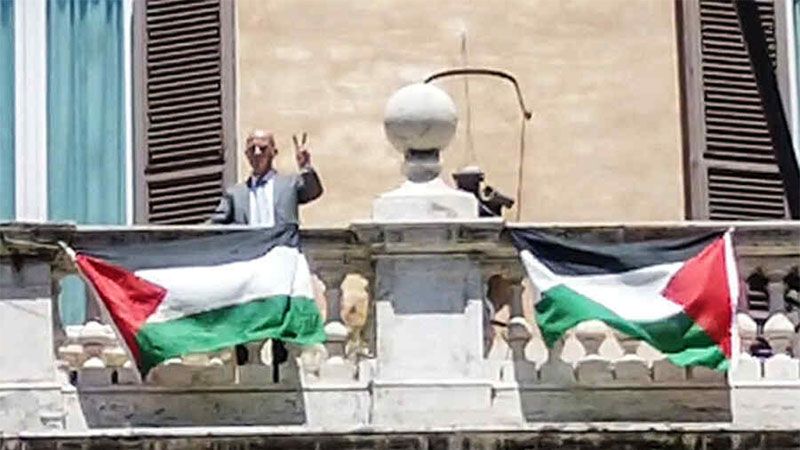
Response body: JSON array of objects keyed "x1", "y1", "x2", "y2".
[
  {"x1": 506, "y1": 275, "x2": 531, "y2": 360},
  {"x1": 766, "y1": 269, "x2": 787, "y2": 315},
  {"x1": 635, "y1": 340, "x2": 686, "y2": 382},
  {"x1": 731, "y1": 313, "x2": 760, "y2": 382},
  {"x1": 317, "y1": 269, "x2": 356, "y2": 381},
  {"x1": 482, "y1": 270, "x2": 509, "y2": 382},
  {"x1": 236, "y1": 340, "x2": 272, "y2": 385},
  {"x1": 116, "y1": 361, "x2": 140, "y2": 385},
  {"x1": 611, "y1": 330, "x2": 649, "y2": 381},
  {"x1": 764, "y1": 313, "x2": 795, "y2": 356},
  {"x1": 57, "y1": 324, "x2": 86, "y2": 372},
  {"x1": 76, "y1": 321, "x2": 114, "y2": 386},
  {"x1": 737, "y1": 312, "x2": 758, "y2": 352},
  {"x1": 763, "y1": 313, "x2": 800, "y2": 380},
  {"x1": 321, "y1": 270, "x2": 348, "y2": 360},
  {"x1": 102, "y1": 342, "x2": 128, "y2": 369},
  {"x1": 574, "y1": 320, "x2": 613, "y2": 383},
  {"x1": 503, "y1": 274, "x2": 537, "y2": 383},
  {"x1": 525, "y1": 326, "x2": 549, "y2": 370},
  {"x1": 153, "y1": 351, "x2": 235, "y2": 386},
  {"x1": 539, "y1": 335, "x2": 574, "y2": 383}
]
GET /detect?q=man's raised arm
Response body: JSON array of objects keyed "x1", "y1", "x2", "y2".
[{"x1": 293, "y1": 132, "x2": 324, "y2": 204}]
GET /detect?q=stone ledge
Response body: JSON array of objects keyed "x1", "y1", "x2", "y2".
[
  {"x1": 4, "y1": 424, "x2": 799, "y2": 450},
  {"x1": 8, "y1": 421, "x2": 800, "y2": 437}
]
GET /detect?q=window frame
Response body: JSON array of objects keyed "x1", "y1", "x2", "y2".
[
  {"x1": 678, "y1": 0, "x2": 794, "y2": 219},
  {"x1": 132, "y1": 0, "x2": 238, "y2": 225}
]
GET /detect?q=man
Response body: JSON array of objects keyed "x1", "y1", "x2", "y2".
[
  {"x1": 209, "y1": 129, "x2": 324, "y2": 370},
  {"x1": 209, "y1": 129, "x2": 323, "y2": 227}
]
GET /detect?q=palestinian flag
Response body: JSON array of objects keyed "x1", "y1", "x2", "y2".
[
  {"x1": 68, "y1": 226, "x2": 325, "y2": 375},
  {"x1": 509, "y1": 229, "x2": 739, "y2": 371}
]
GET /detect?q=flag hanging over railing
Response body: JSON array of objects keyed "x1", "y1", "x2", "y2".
[
  {"x1": 509, "y1": 229, "x2": 739, "y2": 371},
  {"x1": 64, "y1": 226, "x2": 325, "y2": 376}
]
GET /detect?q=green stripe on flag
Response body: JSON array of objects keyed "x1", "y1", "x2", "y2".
[
  {"x1": 536, "y1": 284, "x2": 728, "y2": 371},
  {"x1": 135, "y1": 295, "x2": 325, "y2": 374}
]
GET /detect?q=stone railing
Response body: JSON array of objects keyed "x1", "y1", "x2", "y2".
[
  {"x1": 1, "y1": 220, "x2": 798, "y2": 431},
  {"x1": 52, "y1": 226, "x2": 375, "y2": 391},
  {"x1": 484, "y1": 222, "x2": 799, "y2": 423},
  {"x1": 727, "y1": 225, "x2": 799, "y2": 427}
]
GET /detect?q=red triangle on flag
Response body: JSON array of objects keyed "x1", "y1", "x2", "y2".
[
  {"x1": 76, "y1": 254, "x2": 167, "y2": 362},
  {"x1": 661, "y1": 237, "x2": 733, "y2": 357}
]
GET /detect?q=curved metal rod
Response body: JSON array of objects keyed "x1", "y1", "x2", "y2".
[{"x1": 424, "y1": 68, "x2": 533, "y2": 120}]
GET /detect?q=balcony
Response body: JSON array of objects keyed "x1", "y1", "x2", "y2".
[{"x1": 0, "y1": 219, "x2": 797, "y2": 446}]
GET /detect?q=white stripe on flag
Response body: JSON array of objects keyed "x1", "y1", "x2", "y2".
[
  {"x1": 520, "y1": 250, "x2": 685, "y2": 322},
  {"x1": 137, "y1": 246, "x2": 314, "y2": 324}
]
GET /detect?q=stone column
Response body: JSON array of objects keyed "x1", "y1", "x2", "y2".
[
  {"x1": 506, "y1": 274, "x2": 532, "y2": 361},
  {"x1": 0, "y1": 255, "x2": 64, "y2": 430},
  {"x1": 321, "y1": 270, "x2": 348, "y2": 356},
  {"x1": 318, "y1": 269, "x2": 354, "y2": 380},
  {"x1": 355, "y1": 82, "x2": 515, "y2": 426}
]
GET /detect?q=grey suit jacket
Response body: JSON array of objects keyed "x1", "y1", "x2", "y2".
[{"x1": 208, "y1": 167, "x2": 323, "y2": 225}]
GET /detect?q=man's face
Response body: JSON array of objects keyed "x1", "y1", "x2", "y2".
[{"x1": 246, "y1": 133, "x2": 277, "y2": 176}]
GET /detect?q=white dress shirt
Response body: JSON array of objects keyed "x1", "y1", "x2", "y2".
[{"x1": 247, "y1": 170, "x2": 276, "y2": 227}]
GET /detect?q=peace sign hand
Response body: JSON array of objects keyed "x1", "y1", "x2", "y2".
[{"x1": 292, "y1": 132, "x2": 311, "y2": 169}]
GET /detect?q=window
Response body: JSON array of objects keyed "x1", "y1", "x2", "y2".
[
  {"x1": 0, "y1": 0, "x2": 13, "y2": 220},
  {"x1": 132, "y1": 0, "x2": 237, "y2": 224},
  {"x1": 46, "y1": 0, "x2": 128, "y2": 325},
  {"x1": 679, "y1": 0, "x2": 795, "y2": 220}
]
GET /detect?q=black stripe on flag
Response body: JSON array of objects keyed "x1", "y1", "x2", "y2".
[
  {"x1": 509, "y1": 229, "x2": 723, "y2": 276},
  {"x1": 75, "y1": 225, "x2": 300, "y2": 271}
]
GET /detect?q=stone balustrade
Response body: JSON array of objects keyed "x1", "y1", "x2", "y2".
[
  {"x1": 1, "y1": 220, "x2": 798, "y2": 431},
  {"x1": 491, "y1": 321, "x2": 726, "y2": 385},
  {"x1": 734, "y1": 313, "x2": 800, "y2": 381},
  {"x1": 56, "y1": 225, "x2": 375, "y2": 389}
]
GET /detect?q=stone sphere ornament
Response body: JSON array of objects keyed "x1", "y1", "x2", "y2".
[
  {"x1": 383, "y1": 83, "x2": 458, "y2": 153},
  {"x1": 383, "y1": 83, "x2": 458, "y2": 182}
]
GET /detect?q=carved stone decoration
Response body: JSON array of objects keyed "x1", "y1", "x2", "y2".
[
  {"x1": 764, "y1": 312, "x2": 795, "y2": 355},
  {"x1": 373, "y1": 83, "x2": 477, "y2": 221},
  {"x1": 574, "y1": 321, "x2": 613, "y2": 384},
  {"x1": 611, "y1": 329, "x2": 650, "y2": 382}
]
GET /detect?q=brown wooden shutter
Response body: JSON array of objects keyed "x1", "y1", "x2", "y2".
[
  {"x1": 681, "y1": 0, "x2": 791, "y2": 220},
  {"x1": 133, "y1": 0, "x2": 237, "y2": 224}
]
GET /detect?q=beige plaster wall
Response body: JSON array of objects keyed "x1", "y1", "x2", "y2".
[{"x1": 236, "y1": 0, "x2": 685, "y2": 226}]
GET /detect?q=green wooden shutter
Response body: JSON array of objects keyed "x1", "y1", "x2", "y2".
[
  {"x1": 681, "y1": 0, "x2": 791, "y2": 219},
  {"x1": 133, "y1": 0, "x2": 237, "y2": 224}
]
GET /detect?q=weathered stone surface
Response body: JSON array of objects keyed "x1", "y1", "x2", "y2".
[
  {"x1": 0, "y1": 260, "x2": 54, "y2": 385},
  {"x1": 731, "y1": 385, "x2": 800, "y2": 428},
  {"x1": 4, "y1": 427, "x2": 800, "y2": 450},
  {"x1": 518, "y1": 386, "x2": 730, "y2": 422},
  {"x1": 1, "y1": 223, "x2": 798, "y2": 434},
  {"x1": 0, "y1": 385, "x2": 64, "y2": 433},
  {"x1": 71, "y1": 388, "x2": 307, "y2": 427}
]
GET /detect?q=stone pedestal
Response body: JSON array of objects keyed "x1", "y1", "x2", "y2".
[
  {"x1": 372, "y1": 179, "x2": 477, "y2": 221},
  {"x1": 368, "y1": 242, "x2": 495, "y2": 425},
  {"x1": 359, "y1": 174, "x2": 505, "y2": 425},
  {"x1": 0, "y1": 258, "x2": 65, "y2": 430}
]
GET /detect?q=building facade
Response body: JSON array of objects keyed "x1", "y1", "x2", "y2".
[
  {"x1": 0, "y1": 1, "x2": 798, "y2": 440},
  {"x1": 0, "y1": 0, "x2": 798, "y2": 322}
]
